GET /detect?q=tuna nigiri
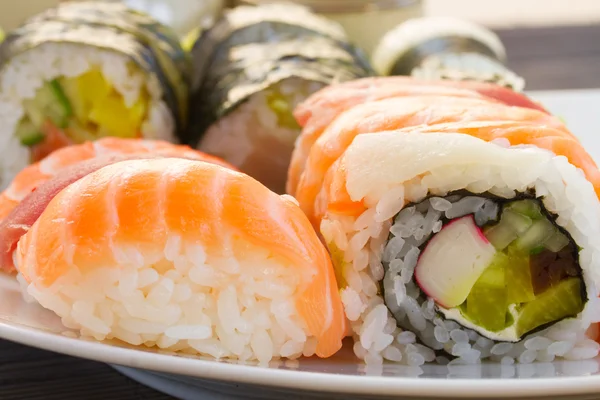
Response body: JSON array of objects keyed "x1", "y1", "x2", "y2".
[
  {"x1": 293, "y1": 96, "x2": 570, "y2": 227},
  {"x1": 15, "y1": 158, "x2": 346, "y2": 362},
  {"x1": 287, "y1": 76, "x2": 549, "y2": 195}
]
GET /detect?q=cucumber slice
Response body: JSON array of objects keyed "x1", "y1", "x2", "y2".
[
  {"x1": 47, "y1": 79, "x2": 73, "y2": 128},
  {"x1": 484, "y1": 222, "x2": 518, "y2": 250},
  {"x1": 484, "y1": 208, "x2": 533, "y2": 250},
  {"x1": 24, "y1": 80, "x2": 73, "y2": 130},
  {"x1": 502, "y1": 209, "x2": 533, "y2": 234},
  {"x1": 514, "y1": 218, "x2": 555, "y2": 252},
  {"x1": 544, "y1": 231, "x2": 570, "y2": 253},
  {"x1": 15, "y1": 119, "x2": 44, "y2": 146},
  {"x1": 22, "y1": 99, "x2": 46, "y2": 128},
  {"x1": 506, "y1": 199, "x2": 543, "y2": 220}
]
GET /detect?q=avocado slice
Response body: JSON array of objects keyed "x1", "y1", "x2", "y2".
[
  {"x1": 516, "y1": 277, "x2": 584, "y2": 336},
  {"x1": 463, "y1": 254, "x2": 508, "y2": 332}
]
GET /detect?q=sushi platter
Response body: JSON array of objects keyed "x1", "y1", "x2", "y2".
[{"x1": 0, "y1": 1, "x2": 600, "y2": 399}]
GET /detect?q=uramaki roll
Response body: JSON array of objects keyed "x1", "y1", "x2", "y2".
[{"x1": 313, "y1": 126, "x2": 600, "y2": 366}]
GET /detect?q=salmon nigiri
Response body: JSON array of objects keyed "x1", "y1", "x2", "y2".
[
  {"x1": 15, "y1": 158, "x2": 346, "y2": 362},
  {"x1": 0, "y1": 138, "x2": 233, "y2": 273},
  {"x1": 287, "y1": 77, "x2": 548, "y2": 195},
  {"x1": 293, "y1": 96, "x2": 569, "y2": 226},
  {"x1": 0, "y1": 137, "x2": 230, "y2": 221}
]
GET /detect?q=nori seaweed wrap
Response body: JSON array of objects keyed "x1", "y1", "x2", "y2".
[
  {"x1": 372, "y1": 17, "x2": 524, "y2": 91},
  {"x1": 0, "y1": 1, "x2": 191, "y2": 188},
  {"x1": 187, "y1": 3, "x2": 373, "y2": 193}
]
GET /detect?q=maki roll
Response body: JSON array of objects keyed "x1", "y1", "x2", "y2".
[
  {"x1": 14, "y1": 158, "x2": 346, "y2": 363},
  {"x1": 371, "y1": 17, "x2": 524, "y2": 91},
  {"x1": 187, "y1": 3, "x2": 373, "y2": 193},
  {"x1": 0, "y1": 1, "x2": 191, "y2": 188},
  {"x1": 292, "y1": 81, "x2": 600, "y2": 365}
]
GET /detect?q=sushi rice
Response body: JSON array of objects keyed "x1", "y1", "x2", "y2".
[
  {"x1": 18, "y1": 238, "x2": 313, "y2": 363},
  {"x1": 0, "y1": 43, "x2": 174, "y2": 189},
  {"x1": 321, "y1": 132, "x2": 600, "y2": 366}
]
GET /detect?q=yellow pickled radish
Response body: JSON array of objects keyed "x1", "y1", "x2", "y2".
[
  {"x1": 62, "y1": 68, "x2": 149, "y2": 138},
  {"x1": 77, "y1": 70, "x2": 112, "y2": 113},
  {"x1": 128, "y1": 92, "x2": 148, "y2": 131},
  {"x1": 59, "y1": 78, "x2": 87, "y2": 124},
  {"x1": 77, "y1": 69, "x2": 112, "y2": 100},
  {"x1": 89, "y1": 93, "x2": 137, "y2": 137}
]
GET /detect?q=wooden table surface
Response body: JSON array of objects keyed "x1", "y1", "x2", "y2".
[{"x1": 1, "y1": 23, "x2": 599, "y2": 400}]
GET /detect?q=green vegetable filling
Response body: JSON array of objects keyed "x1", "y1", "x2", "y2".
[
  {"x1": 459, "y1": 199, "x2": 584, "y2": 337},
  {"x1": 265, "y1": 86, "x2": 301, "y2": 130},
  {"x1": 327, "y1": 242, "x2": 348, "y2": 289},
  {"x1": 516, "y1": 278, "x2": 583, "y2": 336},
  {"x1": 15, "y1": 70, "x2": 149, "y2": 149}
]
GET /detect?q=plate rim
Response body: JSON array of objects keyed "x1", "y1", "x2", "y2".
[{"x1": 2, "y1": 320, "x2": 600, "y2": 398}]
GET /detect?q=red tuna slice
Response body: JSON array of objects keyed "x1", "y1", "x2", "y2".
[{"x1": 0, "y1": 154, "x2": 183, "y2": 273}]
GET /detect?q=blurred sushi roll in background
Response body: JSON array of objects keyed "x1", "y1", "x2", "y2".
[
  {"x1": 372, "y1": 17, "x2": 525, "y2": 91},
  {"x1": 0, "y1": 1, "x2": 191, "y2": 189},
  {"x1": 187, "y1": 3, "x2": 374, "y2": 193},
  {"x1": 291, "y1": 77, "x2": 600, "y2": 366}
]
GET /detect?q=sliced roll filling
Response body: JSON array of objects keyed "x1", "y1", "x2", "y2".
[
  {"x1": 15, "y1": 69, "x2": 151, "y2": 161},
  {"x1": 382, "y1": 193, "x2": 586, "y2": 344}
]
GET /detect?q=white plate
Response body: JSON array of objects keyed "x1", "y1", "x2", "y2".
[{"x1": 1, "y1": 89, "x2": 600, "y2": 399}]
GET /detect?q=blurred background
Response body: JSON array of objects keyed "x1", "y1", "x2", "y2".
[{"x1": 1, "y1": 0, "x2": 599, "y2": 89}]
